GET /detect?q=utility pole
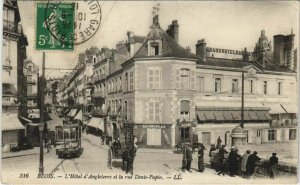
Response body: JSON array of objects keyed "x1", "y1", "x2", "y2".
[
  {"x1": 39, "y1": 52, "x2": 45, "y2": 175},
  {"x1": 241, "y1": 71, "x2": 244, "y2": 129}
]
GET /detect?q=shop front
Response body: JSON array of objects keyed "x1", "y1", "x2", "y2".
[{"x1": 135, "y1": 124, "x2": 172, "y2": 148}]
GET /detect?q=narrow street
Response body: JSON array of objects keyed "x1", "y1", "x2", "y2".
[{"x1": 2, "y1": 113, "x2": 297, "y2": 184}]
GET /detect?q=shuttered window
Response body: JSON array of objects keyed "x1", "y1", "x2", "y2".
[
  {"x1": 197, "y1": 76, "x2": 205, "y2": 92},
  {"x1": 129, "y1": 71, "x2": 134, "y2": 91},
  {"x1": 148, "y1": 67, "x2": 161, "y2": 89},
  {"x1": 175, "y1": 69, "x2": 180, "y2": 89},
  {"x1": 190, "y1": 70, "x2": 196, "y2": 90},
  {"x1": 149, "y1": 101, "x2": 160, "y2": 123}
]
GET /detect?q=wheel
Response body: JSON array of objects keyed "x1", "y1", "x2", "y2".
[{"x1": 107, "y1": 148, "x2": 112, "y2": 169}]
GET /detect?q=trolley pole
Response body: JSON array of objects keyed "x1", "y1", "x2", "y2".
[
  {"x1": 39, "y1": 52, "x2": 46, "y2": 175},
  {"x1": 241, "y1": 71, "x2": 244, "y2": 129}
]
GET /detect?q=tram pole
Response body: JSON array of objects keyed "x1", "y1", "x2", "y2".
[{"x1": 39, "y1": 52, "x2": 45, "y2": 175}]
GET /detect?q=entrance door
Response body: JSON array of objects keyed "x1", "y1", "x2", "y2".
[
  {"x1": 202, "y1": 132, "x2": 211, "y2": 146},
  {"x1": 181, "y1": 127, "x2": 190, "y2": 143},
  {"x1": 256, "y1": 129, "x2": 262, "y2": 144},
  {"x1": 147, "y1": 128, "x2": 161, "y2": 146}
]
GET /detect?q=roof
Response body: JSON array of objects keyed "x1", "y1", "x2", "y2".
[
  {"x1": 2, "y1": 114, "x2": 25, "y2": 131},
  {"x1": 133, "y1": 26, "x2": 198, "y2": 60},
  {"x1": 198, "y1": 57, "x2": 294, "y2": 73}
]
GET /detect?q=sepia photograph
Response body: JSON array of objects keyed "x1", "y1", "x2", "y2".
[{"x1": 1, "y1": 0, "x2": 299, "y2": 184}]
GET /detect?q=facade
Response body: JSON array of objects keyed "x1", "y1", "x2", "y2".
[
  {"x1": 57, "y1": 12, "x2": 298, "y2": 149},
  {"x1": 2, "y1": 0, "x2": 28, "y2": 151}
]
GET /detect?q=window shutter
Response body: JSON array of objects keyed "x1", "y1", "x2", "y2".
[
  {"x1": 190, "y1": 70, "x2": 196, "y2": 90},
  {"x1": 175, "y1": 68, "x2": 180, "y2": 89}
]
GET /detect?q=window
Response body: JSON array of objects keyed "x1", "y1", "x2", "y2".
[
  {"x1": 149, "y1": 101, "x2": 160, "y2": 123},
  {"x1": 93, "y1": 56, "x2": 96, "y2": 64},
  {"x1": 268, "y1": 130, "x2": 276, "y2": 141},
  {"x1": 124, "y1": 101, "x2": 128, "y2": 120},
  {"x1": 257, "y1": 130, "x2": 261, "y2": 137},
  {"x1": 180, "y1": 69, "x2": 190, "y2": 90},
  {"x1": 278, "y1": 82, "x2": 282, "y2": 95},
  {"x1": 197, "y1": 76, "x2": 204, "y2": 92},
  {"x1": 180, "y1": 100, "x2": 190, "y2": 121},
  {"x1": 250, "y1": 80, "x2": 254, "y2": 94},
  {"x1": 289, "y1": 129, "x2": 296, "y2": 140},
  {"x1": 27, "y1": 75, "x2": 32, "y2": 82},
  {"x1": 27, "y1": 85, "x2": 33, "y2": 95},
  {"x1": 263, "y1": 81, "x2": 267, "y2": 94},
  {"x1": 232, "y1": 79, "x2": 238, "y2": 93},
  {"x1": 125, "y1": 73, "x2": 128, "y2": 92},
  {"x1": 149, "y1": 42, "x2": 159, "y2": 56},
  {"x1": 148, "y1": 67, "x2": 161, "y2": 89},
  {"x1": 214, "y1": 78, "x2": 221, "y2": 92},
  {"x1": 129, "y1": 71, "x2": 134, "y2": 91},
  {"x1": 28, "y1": 65, "x2": 32, "y2": 72}
]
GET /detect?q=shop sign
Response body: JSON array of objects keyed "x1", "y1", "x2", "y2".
[
  {"x1": 179, "y1": 121, "x2": 191, "y2": 128},
  {"x1": 142, "y1": 124, "x2": 166, "y2": 129}
]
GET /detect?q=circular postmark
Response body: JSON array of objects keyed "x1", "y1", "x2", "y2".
[{"x1": 44, "y1": 1, "x2": 102, "y2": 46}]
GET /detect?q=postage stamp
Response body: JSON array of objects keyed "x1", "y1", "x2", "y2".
[
  {"x1": 1, "y1": 0, "x2": 299, "y2": 184},
  {"x1": 36, "y1": 2, "x2": 75, "y2": 50}
]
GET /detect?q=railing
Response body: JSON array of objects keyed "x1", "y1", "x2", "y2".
[
  {"x1": 92, "y1": 91, "x2": 104, "y2": 98},
  {"x1": 3, "y1": 20, "x2": 22, "y2": 34},
  {"x1": 3, "y1": 59, "x2": 12, "y2": 69},
  {"x1": 93, "y1": 74, "x2": 106, "y2": 82},
  {"x1": 27, "y1": 79, "x2": 37, "y2": 84}
]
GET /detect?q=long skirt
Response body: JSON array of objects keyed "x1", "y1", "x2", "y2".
[{"x1": 198, "y1": 157, "x2": 204, "y2": 172}]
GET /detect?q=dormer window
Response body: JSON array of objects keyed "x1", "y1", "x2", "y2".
[{"x1": 148, "y1": 40, "x2": 162, "y2": 56}]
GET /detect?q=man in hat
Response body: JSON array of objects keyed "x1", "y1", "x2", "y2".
[
  {"x1": 198, "y1": 145, "x2": 205, "y2": 172},
  {"x1": 228, "y1": 147, "x2": 241, "y2": 177},
  {"x1": 186, "y1": 144, "x2": 193, "y2": 172},
  {"x1": 209, "y1": 144, "x2": 217, "y2": 162},
  {"x1": 246, "y1": 151, "x2": 261, "y2": 178},
  {"x1": 217, "y1": 145, "x2": 228, "y2": 175},
  {"x1": 269, "y1": 153, "x2": 278, "y2": 179}
]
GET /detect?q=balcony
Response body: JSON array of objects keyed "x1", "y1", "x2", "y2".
[
  {"x1": 92, "y1": 91, "x2": 104, "y2": 98},
  {"x1": 93, "y1": 74, "x2": 106, "y2": 82},
  {"x1": 3, "y1": 59, "x2": 12, "y2": 70},
  {"x1": 3, "y1": 20, "x2": 22, "y2": 34},
  {"x1": 27, "y1": 78, "x2": 37, "y2": 84}
]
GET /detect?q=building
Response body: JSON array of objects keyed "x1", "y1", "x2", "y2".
[
  {"x1": 58, "y1": 9, "x2": 298, "y2": 149},
  {"x1": 2, "y1": 0, "x2": 28, "y2": 151}
]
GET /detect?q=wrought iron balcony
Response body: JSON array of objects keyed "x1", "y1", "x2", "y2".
[{"x1": 3, "y1": 20, "x2": 22, "y2": 34}]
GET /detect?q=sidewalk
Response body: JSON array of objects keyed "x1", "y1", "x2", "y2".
[{"x1": 2, "y1": 147, "x2": 48, "y2": 159}]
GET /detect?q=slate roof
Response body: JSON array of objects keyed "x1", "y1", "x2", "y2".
[
  {"x1": 133, "y1": 26, "x2": 198, "y2": 60},
  {"x1": 198, "y1": 57, "x2": 295, "y2": 73}
]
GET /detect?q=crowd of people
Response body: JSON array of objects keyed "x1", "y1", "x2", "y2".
[{"x1": 181, "y1": 137, "x2": 280, "y2": 179}]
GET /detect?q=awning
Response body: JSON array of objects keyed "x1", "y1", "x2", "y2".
[
  {"x1": 281, "y1": 104, "x2": 298, "y2": 114},
  {"x1": 223, "y1": 111, "x2": 233, "y2": 120},
  {"x1": 248, "y1": 111, "x2": 259, "y2": 120},
  {"x1": 256, "y1": 111, "x2": 267, "y2": 120},
  {"x1": 263, "y1": 103, "x2": 286, "y2": 114},
  {"x1": 87, "y1": 117, "x2": 104, "y2": 131},
  {"x1": 213, "y1": 111, "x2": 225, "y2": 121},
  {"x1": 74, "y1": 110, "x2": 82, "y2": 121},
  {"x1": 231, "y1": 111, "x2": 241, "y2": 120},
  {"x1": 196, "y1": 111, "x2": 206, "y2": 121},
  {"x1": 2, "y1": 114, "x2": 25, "y2": 131},
  {"x1": 68, "y1": 109, "x2": 78, "y2": 117},
  {"x1": 204, "y1": 111, "x2": 215, "y2": 120}
]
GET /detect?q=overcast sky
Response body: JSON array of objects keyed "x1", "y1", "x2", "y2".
[{"x1": 18, "y1": 1, "x2": 299, "y2": 79}]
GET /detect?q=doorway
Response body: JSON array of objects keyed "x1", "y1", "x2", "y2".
[{"x1": 202, "y1": 132, "x2": 211, "y2": 146}]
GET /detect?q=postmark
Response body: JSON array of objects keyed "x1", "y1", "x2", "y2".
[{"x1": 47, "y1": 1, "x2": 101, "y2": 47}]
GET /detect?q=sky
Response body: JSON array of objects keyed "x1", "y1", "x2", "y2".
[{"x1": 18, "y1": 1, "x2": 299, "y2": 79}]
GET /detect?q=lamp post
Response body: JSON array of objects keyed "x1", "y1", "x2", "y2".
[{"x1": 39, "y1": 52, "x2": 46, "y2": 175}]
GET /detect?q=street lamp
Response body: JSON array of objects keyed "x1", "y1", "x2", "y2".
[{"x1": 38, "y1": 123, "x2": 44, "y2": 175}]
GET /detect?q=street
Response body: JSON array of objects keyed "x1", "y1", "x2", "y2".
[{"x1": 2, "y1": 113, "x2": 297, "y2": 184}]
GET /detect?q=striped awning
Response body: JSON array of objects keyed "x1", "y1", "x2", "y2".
[
  {"x1": 2, "y1": 114, "x2": 25, "y2": 131},
  {"x1": 87, "y1": 117, "x2": 104, "y2": 131},
  {"x1": 68, "y1": 109, "x2": 78, "y2": 117},
  {"x1": 74, "y1": 110, "x2": 82, "y2": 121}
]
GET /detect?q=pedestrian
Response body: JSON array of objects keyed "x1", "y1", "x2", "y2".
[
  {"x1": 246, "y1": 151, "x2": 261, "y2": 178},
  {"x1": 198, "y1": 145, "x2": 205, "y2": 172},
  {"x1": 126, "y1": 144, "x2": 137, "y2": 175},
  {"x1": 269, "y1": 153, "x2": 278, "y2": 179},
  {"x1": 46, "y1": 140, "x2": 51, "y2": 153},
  {"x1": 186, "y1": 144, "x2": 193, "y2": 172},
  {"x1": 241, "y1": 150, "x2": 251, "y2": 177},
  {"x1": 44, "y1": 136, "x2": 48, "y2": 149},
  {"x1": 217, "y1": 145, "x2": 228, "y2": 176},
  {"x1": 216, "y1": 136, "x2": 222, "y2": 149},
  {"x1": 209, "y1": 144, "x2": 217, "y2": 162},
  {"x1": 182, "y1": 145, "x2": 187, "y2": 172},
  {"x1": 228, "y1": 147, "x2": 240, "y2": 177}
]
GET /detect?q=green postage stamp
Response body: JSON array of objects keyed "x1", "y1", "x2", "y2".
[{"x1": 36, "y1": 2, "x2": 75, "y2": 51}]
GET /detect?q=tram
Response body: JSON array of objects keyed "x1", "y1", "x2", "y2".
[{"x1": 54, "y1": 124, "x2": 82, "y2": 158}]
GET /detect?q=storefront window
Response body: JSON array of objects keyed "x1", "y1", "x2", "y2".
[
  {"x1": 268, "y1": 129, "x2": 276, "y2": 141},
  {"x1": 289, "y1": 129, "x2": 296, "y2": 140}
]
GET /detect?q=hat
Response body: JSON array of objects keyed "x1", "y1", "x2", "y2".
[
  {"x1": 231, "y1": 146, "x2": 236, "y2": 150},
  {"x1": 272, "y1": 152, "x2": 276, "y2": 155},
  {"x1": 253, "y1": 151, "x2": 258, "y2": 155}
]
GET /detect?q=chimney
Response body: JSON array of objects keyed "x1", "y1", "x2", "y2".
[
  {"x1": 127, "y1": 31, "x2": 135, "y2": 57},
  {"x1": 242, "y1": 47, "x2": 249, "y2": 62},
  {"x1": 273, "y1": 35, "x2": 285, "y2": 66},
  {"x1": 196, "y1": 39, "x2": 206, "y2": 61},
  {"x1": 166, "y1": 20, "x2": 179, "y2": 43}
]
